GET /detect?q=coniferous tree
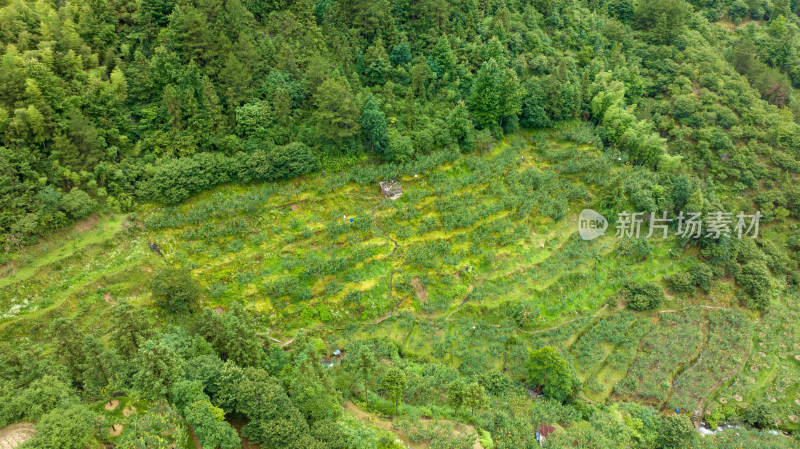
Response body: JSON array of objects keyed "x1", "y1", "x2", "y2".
[
  {"x1": 381, "y1": 367, "x2": 406, "y2": 415},
  {"x1": 80, "y1": 335, "x2": 122, "y2": 393},
  {"x1": 111, "y1": 300, "x2": 154, "y2": 359},
  {"x1": 313, "y1": 75, "x2": 360, "y2": 149},
  {"x1": 360, "y1": 96, "x2": 388, "y2": 157}
]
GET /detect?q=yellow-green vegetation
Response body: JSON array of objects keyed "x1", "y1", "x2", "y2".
[{"x1": 4, "y1": 128, "x2": 800, "y2": 449}]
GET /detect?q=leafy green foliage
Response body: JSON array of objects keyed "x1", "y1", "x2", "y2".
[
  {"x1": 361, "y1": 96, "x2": 388, "y2": 157},
  {"x1": 621, "y1": 280, "x2": 666, "y2": 311},
  {"x1": 349, "y1": 344, "x2": 377, "y2": 406},
  {"x1": 447, "y1": 378, "x2": 467, "y2": 413},
  {"x1": 736, "y1": 261, "x2": 773, "y2": 311},
  {"x1": 150, "y1": 266, "x2": 199, "y2": 313},
  {"x1": 463, "y1": 382, "x2": 487, "y2": 416},
  {"x1": 5, "y1": 0, "x2": 800, "y2": 446},
  {"x1": 25, "y1": 404, "x2": 97, "y2": 449},
  {"x1": 744, "y1": 400, "x2": 777, "y2": 429},
  {"x1": 116, "y1": 402, "x2": 189, "y2": 449},
  {"x1": 657, "y1": 415, "x2": 696, "y2": 449},
  {"x1": 133, "y1": 340, "x2": 185, "y2": 399},
  {"x1": 469, "y1": 59, "x2": 522, "y2": 134},
  {"x1": 381, "y1": 367, "x2": 407, "y2": 415},
  {"x1": 194, "y1": 303, "x2": 265, "y2": 367},
  {"x1": 526, "y1": 346, "x2": 574, "y2": 403},
  {"x1": 172, "y1": 380, "x2": 240, "y2": 449}
]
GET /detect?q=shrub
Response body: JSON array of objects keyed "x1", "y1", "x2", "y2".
[
  {"x1": 478, "y1": 429, "x2": 494, "y2": 449},
  {"x1": 667, "y1": 272, "x2": 693, "y2": 293},
  {"x1": 116, "y1": 403, "x2": 188, "y2": 449},
  {"x1": 144, "y1": 145, "x2": 318, "y2": 205},
  {"x1": 387, "y1": 129, "x2": 414, "y2": 162},
  {"x1": 526, "y1": 346, "x2": 574, "y2": 402},
  {"x1": 26, "y1": 404, "x2": 97, "y2": 449},
  {"x1": 690, "y1": 263, "x2": 714, "y2": 292},
  {"x1": 622, "y1": 281, "x2": 665, "y2": 311},
  {"x1": 151, "y1": 267, "x2": 200, "y2": 313},
  {"x1": 657, "y1": 415, "x2": 696, "y2": 449},
  {"x1": 736, "y1": 261, "x2": 772, "y2": 311},
  {"x1": 744, "y1": 400, "x2": 777, "y2": 429},
  {"x1": 257, "y1": 142, "x2": 319, "y2": 181},
  {"x1": 60, "y1": 188, "x2": 96, "y2": 219}
]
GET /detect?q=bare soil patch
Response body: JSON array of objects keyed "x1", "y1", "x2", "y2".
[
  {"x1": 229, "y1": 418, "x2": 264, "y2": 449},
  {"x1": 411, "y1": 277, "x2": 428, "y2": 303},
  {"x1": 0, "y1": 422, "x2": 35, "y2": 449},
  {"x1": 109, "y1": 424, "x2": 123, "y2": 436},
  {"x1": 122, "y1": 406, "x2": 137, "y2": 417},
  {"x1": 214, "y1": 306, "x2": 224, "y2": 315},
  {"x1": 0, "y1": 263, "x2": 16, "y2": 280},
  {"x1": 104, "y1": 292, "x2": 116, "y2": 304},
  {"x1": 75, "y1": 214, "x2": 100, "y2": 232},
  {"x1": 104, "y1": 399, "x2": 119, "y2": 411},
  {"x1": 733, "y1": 394, "x2": 743, "y2": 402}
]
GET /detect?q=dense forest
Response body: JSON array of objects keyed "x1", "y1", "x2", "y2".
[
  {"x1": 4, "y1": 0, "x2": 800, "y2": 447},
  {"x1": 4, "y1": 0, "x2": 800, "y2": 251}
]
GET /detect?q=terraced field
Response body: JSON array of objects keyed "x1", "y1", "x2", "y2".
[
  {"x1": 0, "y1": 423, "x2": 35, "y2": 449},
  {"x1": 2, "y1": 131, "x2": 629, "y2": 333},
  {"x1": 1, "y1": 129, "x2": 793, "y2": 432}
]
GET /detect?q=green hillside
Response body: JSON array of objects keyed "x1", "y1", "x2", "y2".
[{"x1": 4, "y1": 0, "x2": 800, "y2": 448}]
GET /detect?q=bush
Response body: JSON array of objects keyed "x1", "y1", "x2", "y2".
[
  {"x1": 622, "y1": 281, "x2": 665, "y2": 311},
  {"x1": 116, "y1": 403, "x2": 188, "y2": 449},
  {"x1": 144, "y1": 145, "x2": 318, "y2": 205},
  {"x1": 26, "y1": 404, "x2": 97, "y2": 449},
  {"x1": 172, "y1": 381, "x2": 240, "y2": 449},
  {"x1": 151, "y1": 267, "x2": 199, "y2": 313},
  {"x1": 60, "y1": 188, "x2": 96, "y2": 219},
  {"x1": 248, "y1": 142, "x2": 318, "y2": 181},
  {"x1": 3, "y1": 376, "x2": 75, "y2": 425},
  {"x1": 478, "y1": 429, "x2": 494, "y2": 449},
  {"x1": 744, "y1": 400, "x2": 777, "y2": 429},
  {"x1": 736, "y1": 261, "x2": 772, "y2": 311},
  {"x1": 526, "y1": 346, "x2": 574, "y2": 402},
  {"x1": 143, "y1": 152, "x2": 237, "y2": 204},
  {"x1": 690, "y1": 263, "x2": 714, "y2": 292},
  {"x1": 387, "y1": 129, "x2": 414, "y2": 162},
  {"x1": 657, "y1": 415, "x2": 696, "y2": 449},
  {"x1": 667, "y1": 272, "x2": 693, "y2": 293}
]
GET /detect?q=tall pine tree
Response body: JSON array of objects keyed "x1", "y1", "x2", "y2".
[{"x1": 360, "y1": 95, "x2": 388, "y2": 157}]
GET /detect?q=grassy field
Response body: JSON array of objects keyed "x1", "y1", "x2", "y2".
[{"x1": 1, "y1": 128, "x2": 793, "y2": 437}]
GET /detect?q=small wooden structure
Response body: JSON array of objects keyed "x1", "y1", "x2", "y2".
[
  {"x1": 537, "y1": 425, "x2": 556, "y2": 446},
  {"x1": 379, "y1": 180, "x2": 403, "y2": 200}
]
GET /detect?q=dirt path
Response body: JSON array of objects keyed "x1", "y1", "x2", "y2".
[
  {"x1": 278, "y1": 311, "x2": 398, "y2": 347},
  {"x1": 343, "y1": 401, "x2": 483, "y2": 449},
  {"x1": 696, "y1": 333, "x2": 753, "y2": 421},
  {"x1": 516, "y1": 304, "x2": 609, "y2": 336},
  {"x1": 658, "y1": 305, "x2": 730, "y2": 314},
  {"x1": 662, "y1": 318, "x2": 711, "y2": 411},
  {"x1": 0, "y1": 423, "x2": 35, "y2": 449}
]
